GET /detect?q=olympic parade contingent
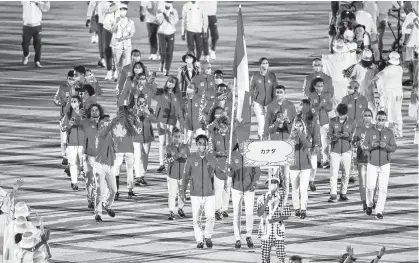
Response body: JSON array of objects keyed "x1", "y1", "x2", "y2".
[{"x1": 1, "y1": 1, "x2": 418, "y2": 263}]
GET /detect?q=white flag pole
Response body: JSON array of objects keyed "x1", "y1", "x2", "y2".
[{"x1": 228, "y1": 77, "x2": 237, "y2": 165}]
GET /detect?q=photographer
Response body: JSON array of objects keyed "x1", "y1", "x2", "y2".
[{"x1": 73, "y1": 65, "x2": 102, "y2": 96}]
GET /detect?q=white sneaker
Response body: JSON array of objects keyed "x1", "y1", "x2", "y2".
[
  {"x1": 23, "y1": 54, "x2": 29, "y2": 65},
  {"x1": 149, "y1": 54, "x2": 153, "y2": 60},
  {"x1": 35, "y1": 61, "x2": 42, "y2": 68},
  {"x1": 113, "y1": 71, "x2": 118, "y2": 81},
  {"x1": 210, "y1": 50, "x2": 216, "y2": 60},
  {"x1": 105, "y1": 71, "x2": 113, "y2": 80},
  {"x1": 155, "y1": 54, "x2": 161, "y2": 60}
]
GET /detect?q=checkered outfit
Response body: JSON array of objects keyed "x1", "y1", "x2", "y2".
[{"x1": 257, "y1": 189, "x2": 291, "y2": 263}]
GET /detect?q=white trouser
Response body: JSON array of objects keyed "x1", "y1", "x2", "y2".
[
  {"x1": 366, "y1": 163, "x2": 390, "y2": 214},
  {"x1": 253, "y1": 102, "x2": 266, "y2": 138},
  {"x1": 159, "y1": 123, "x2": 174, "y2": 166},
  {"x1": 231, "y1": 189, "x2": 255, "y2": 241},
  {"x1": 214, "y1": 176, "x2": 231, "y2": 212},
  {"x1": 386, "y1": 96, "x2": 403, "y2": 137},
  {"x1": 84, "y1": 155, "x2": 96, "y2": 203},
  {"x1": 330, "y1": 151, "x2": 351, "y2": 195},
  {"x1": 191, "y1": 195, "x2": 215, "y2": 243},
  {"x1": 289, "y1": 169, "x2": 311, "y2": 210},
  {"x1": 310, "y1": 154, "x2": 317, "y2": 181},
  {"x1": 60, "y1": 131, "x2": 67, "y2": 158},
  {"x1": 114, "y1": 152, "x2": 134, "y2": 189},
  {"x1": 357, "y1": 163, "x2": 367, "y2": 201},
  {"x1": 320, "y1": 124, "x2": 329, "y2": 162},
  {"x1": 134, "y1": 142, "x2": 151, "y2": 179},
  {"x1": 113, "y1": 48, "x2": 131, "y2": 77},
  {"x1": 167, "y1": 176, "x2": 185, "y2": 212},
  {"x1": 94, "y1": 163, "x2": 117, "y2": 215},
  {"x1": 66, "y1": 146, "x2": 84, "y2": 184}
]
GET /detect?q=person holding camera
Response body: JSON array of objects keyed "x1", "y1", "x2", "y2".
[
  {"x1": 362, "y1": 110, "x2": 397, "y2": 219},
  {"x1": 256, "y1": 175, "x2": 291, "y2": 263},
  {"x1": 133, "y1": 94, "x2": 156, "y2": 187},
  {"x1": 61, "y1": 96, "x2": 86, "y2": 191},
  {"x1": 327, "y1": 103, "x2": 356, "y2": 203},
  {"x1": 165, "y1": 127, "x2": 190, "y2": 220},
  {"x1": 21, "y1": 1, "x2": 50, "y2": 68},
  {"x1": 288, "y1": 117, "x2": 312, "y2": 219},
  {"x1": 73, "y1": 65, "x2": 103, "y2": 97},
  {"x1": 156, "y1": 1, "x2": 179, "y2": 76},
  {"x1": 182, "y1": 1, "x2": 208, "y2": 61}
]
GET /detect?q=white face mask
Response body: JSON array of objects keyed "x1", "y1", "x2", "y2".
[
  {"x1": 185, "y1": 57, "x2": 193, "y2": 64},
  {"x1": 71, "y1": 101, "x2": 80, "y2": 109},
  {"x1": 269, "y1": 183, "x2": 278, "y2": 193},
  {"x1": 119, "y1": 10, "x2": 127, "y2": 17},
  {"x1": 214, "y1": 79, "x2": 223, "y2": 85},
  {"x1": 204, "y1": 68, "x2": 212, "y2": 75},
  {"x1": 134, "y1": 68, "x2": 143, "y2": 74},
  {"x1": 132, "y1": 55, "x2": 141, "y2": 62},
  {"x1": 198, "y1": 145, "x2": 206, "y2": 153}
]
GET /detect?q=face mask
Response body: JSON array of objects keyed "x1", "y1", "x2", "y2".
[
  {"x1": 132, "y1": 56, "x2": 141, "y2": 62},
  {"x1": 185, "y1": 57, "x2": 193, "y2": 64},
  {"x1": 214, "y1": 79, "x2": 223, "y2": 85},
  {"x1": 204, "y1": 68, "x2": 212, "y2": 75},
  {"x1": 269, "y1": 183, "x2": 277, "y2": 193},
  {"x1": 198, "y1": 145, "x2": 206, "y2": 152},
  {"x1": 347, "y1": 89, "x2": 355, "y2": 95},
  {"x1": 119, "y1": 10, "x2": 127, "y2": 17},
  {"x1": 167, "y1": 82, "x2": 175, "y2": 89},
  {"x1": 71, "y1": 102, "x2": 80, "y2": 109},
  {"x1": 134, "y1": 68, "x2": 143, "y2": 74},
  {"x1": 313, "y1": 65, "x2": 322, "y2": 72}
]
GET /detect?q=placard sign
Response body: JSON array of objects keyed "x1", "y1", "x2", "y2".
[{"x1": 239, "y1": 140, "x2": 295, "y2": 167}]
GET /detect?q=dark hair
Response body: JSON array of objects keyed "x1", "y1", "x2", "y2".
[
  {"x1": 131, "y1": 62, "x2": 146, "y2": 81},
  {"x1": 336, "y1": 103, "x2": 348, "y2": 115},
  {"x1": 259, "y1": 57, "x2": 268, "y2": 65},
  {"x1": 101, "y1": 114, "x2": 110, "y2": 120},
  {"x1": 67, "y1": 70, "x2": 75, "y2": 78},
  {"x1": 275, "y1": 85, "x2": 285, "y2": 91},
  {"x1": 289, "y1": 255, "x2": 302, "y2": 262},
  {"x1": 67, "y1": 95, "x2": 82, "y2": 119},
  {"x1": 131, "y1": 49, "x2": 141, "y2": 56},
  {"x1": 217, "y1": 83, "x2": 228, "y2": 91},
  {"x1": 74, "y1": 66, "x2": 86, "y2": 75},
  {"x1": 299, "y1": 99, "x2": 314, "y2": 124},
  {"x1": 172, "y1": 127, "x2": 181, "y2": 134},
  {"x1": 376, "y1": 110, "x2": 387, "y2": 118},
  {"x1": 209, "y1": 106, "x2": 224, "y2": 125},
  {"x1": 118, "y1": 106, "x2": 138, "y2": 137},
  {"x1": 163, "y1": 76, "x2": 180, "y2": 94},
  {"x1": 312, "y1": 58, "x2": 321, "y2": 63},
  {"x1": 214, "y1": 70, "x2": 223, "y2": 76},
  {"x1": 86, "y1": 103, "x2": 105, "y2": 119},
  {"x1": 310, "y1": 77, "x2": 324, "y2": 93},
  {"x1": 14, "y1": 233, "x2": 22, "y2": 244},
  {"x1": 195, "y1": 134, "x2": 209, "y2": 143},
  {"x1": 83, "y1": 84, "x2": 95, "y2": 96}
]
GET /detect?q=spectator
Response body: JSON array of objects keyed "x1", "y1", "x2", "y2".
[
  {"x1": 21, "y1": 1, "x2": 50, "y2": 68},
  {"x1": 202, "y1": 1, "x2": 219, "y2": 60}
]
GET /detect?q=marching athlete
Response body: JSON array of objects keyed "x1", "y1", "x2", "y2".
[{"x1": 183, "y1": 83, "x2": 206, "y2": 147}]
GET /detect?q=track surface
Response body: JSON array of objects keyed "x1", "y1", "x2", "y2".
[{"x1": 0, "y1": 1, "x2": 417, "y2": 262}]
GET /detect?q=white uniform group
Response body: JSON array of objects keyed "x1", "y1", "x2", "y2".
[{"x1": 3, "y1": 0, "x2": 418, "y2": 263}]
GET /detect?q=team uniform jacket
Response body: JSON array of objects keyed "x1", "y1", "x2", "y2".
[
  {"x1": 117, "y1": 64, "x2": 150, "y2": 94},
  {"x1": 183, "y1": 95, "x2": 205, "y2": 131},
  {"x1": 290, "y1": 134, "x2": 312, "y2": 171},
  {"x1": 250, "y1": 71, "x2": 278, "y2": 106},
  {"x1": 75, "y1": 118, "x2": 100, "y2": 157},
  {"x1": 113, "y1": 118, "x2": 135, "y2": 154},
  {"x1": 327, "y1": 116, "x2": 357, "y2": 154},
  {"x1": 363, "y1": 126, "x2": 397, "y2": 166},
  {"x1": 303, "y1": 72, "x2": 334, "y2": 97},
  {"x1": 134, "y1": 108, "x2": 156, "y2": 144},
  {"x1": 118, "y1": 78, "x2": 156, "y2": 108},
  {"x1": 264, "y1": 99, "x2": 296, "y2": 138},
  {"x1": 154, "y1": 90, "x2": 184, "y2": 126},
  {"x1": 95, "y1": 118, "x2": 118, "y2": 166},
  {"x1": 229, "y1": 151, "x2": 261, "y2": 192},
  {"x1": 304, "y1": 114, "x2": 322, "y2": 149},
  {"x1": 178, "y1": 65, "x2": 199, "y2": 97},
  {"x1": 183, "y1": 152, "x2": 217, "y2": 197},
  {"x1": 353, "y1": 125, "x2": 371, "y2": 164},
  {"x1": 166, "y1": 143, "x2": 190, "y2": 180},
  {"x1": 61, "y1": 111, "x2": 85, "y2": 147},
  {"x1": 308, "y1": 91, "x2": 334, "y2": 126},
  {"x1": 191, "y1": 73, "x2": 217, "y2": 101},
  {"x1": 209, "y1": 132, "x2": 238, "y2": 180},
  {"x1": 341, "y1": 94, "x2": 369, "y2": 126},
  {"x1": 53, "y1": 84, "x2": 73, "y2": 118}
]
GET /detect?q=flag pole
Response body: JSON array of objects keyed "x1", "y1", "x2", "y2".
[{"x1": 228, "y1": 77, "x2": 237, "y2": 165}]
